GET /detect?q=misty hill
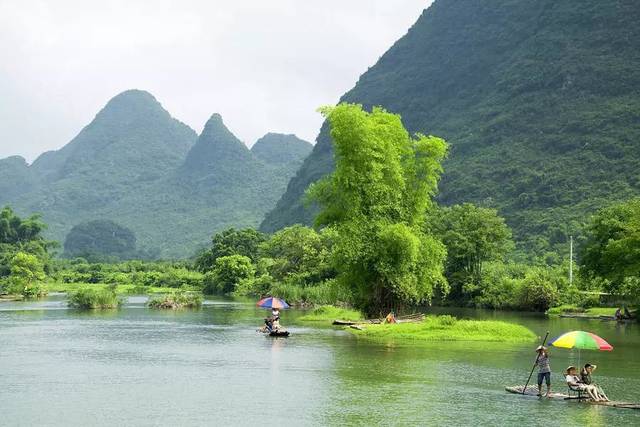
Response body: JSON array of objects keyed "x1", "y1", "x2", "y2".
[
  {"x1": 261, "y1": 0, "x2": 640, "y2": 254},
  {"x1": 0, "y1": 156, "x2": 39, "y2": 201},
  {"x1": 1, "y1": 90, "x2": 311, "y2": 257}
]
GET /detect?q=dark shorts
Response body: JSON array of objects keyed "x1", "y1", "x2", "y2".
[{"x1": 537, "y1": 372, "x2": 551, "y2": 386}]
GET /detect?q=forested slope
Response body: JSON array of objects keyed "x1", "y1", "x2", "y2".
[{"x1": 261, "y1": 0, "x2": 640, "y2": 255}]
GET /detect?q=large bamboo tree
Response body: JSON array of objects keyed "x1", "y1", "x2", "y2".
[{"x1": 309, "y1": 104, "x2": 448, "y2": 314}]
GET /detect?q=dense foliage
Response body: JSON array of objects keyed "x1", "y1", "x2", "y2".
[
  {"x1": 50, "y1": 259, "x2": 204, "y2": 290},
  {"x1": 64, "y1": 219, "x2": 138, "y2": 261},
  {"x1": 430, "y1": 203, "x2": 513, "y2": 303},
  {"x1": 262, "y1": 0, "x2": 640, "y2": 259},
  {"x1": 0, "y1": 90, "x2": 311, "y2": 258},
  {"x1": 0, "y1": 206, "x2": 52, "y2": 297},
  {"x1": 580, "y1": 198, "x2": 640, "y2": 304}
]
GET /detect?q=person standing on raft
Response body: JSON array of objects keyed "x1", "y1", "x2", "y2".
[{"x1": 535, "y1": 346, "x2": 552, "y2": 397}]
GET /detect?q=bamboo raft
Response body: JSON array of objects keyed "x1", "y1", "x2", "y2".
[
  {"x1": 505, "y1": 386, "x2": 640, "y2": 410},
  {"x1": 333, "y1": 313, "x2": 425, "y2": 326},
  {"x1": 558, "y1": 313, "x2": 636, "y2": 322}
]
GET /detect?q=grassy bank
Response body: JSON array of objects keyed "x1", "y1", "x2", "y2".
[
  {"x1": 348, "y1": 315, "x2": 536, "y2": 343},
  {"x1": 147, "y1": 291, "x2": 203, "y2": 309},
  {"x1": 298, "y1": 305, "x2": 363, "y2": 323}
]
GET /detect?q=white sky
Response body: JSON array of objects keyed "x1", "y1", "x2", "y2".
[{"x1": 0, "y1": 0, "x2": 431, "y2": 162}]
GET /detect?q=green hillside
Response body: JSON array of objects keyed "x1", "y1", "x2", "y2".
[
  {"x1": 1, "y1": 90, "x2": 311, "y2": 258},
  {"x1": 261, "y1": 0, "x2": 640, "y2": 255}
]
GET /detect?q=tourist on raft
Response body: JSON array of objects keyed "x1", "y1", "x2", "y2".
[
  {"x1": 580, "y1": 363, "x2": 609, "y2": 401},
  {"x1": 565, "y1": 366, "x2": 606, "y2": 401},
  {"x1": 535, "y1": 346, "x2": 552, "y2": 397},
  {"x1": 263, "y1": 307, "x2": 281, "y2": 333}
]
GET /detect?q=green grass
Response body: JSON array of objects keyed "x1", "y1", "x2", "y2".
[
  {"x1": 147, "y1": 291, "x2": 203, "y2": 309},
  {"x1": 298, "y1": 305, "x2": 363, "y2": 322},
  {"x1": 349, "y1": 315, "x2": 536, "y2": 343},
  {"x1": 67, "y1": 286, "x2": 121, "y2": 309}
]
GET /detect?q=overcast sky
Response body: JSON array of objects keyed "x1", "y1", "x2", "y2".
[{"x1": 0, "y1": 0, "x2": 431, "y2": 162}]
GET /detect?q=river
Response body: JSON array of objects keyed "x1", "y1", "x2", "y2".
[{"x1": 1, "y1": 295, "x2": 638, "y2": 426}]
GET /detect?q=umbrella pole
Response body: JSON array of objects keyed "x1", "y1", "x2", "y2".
[{"x1": 523, "y1": 331, "x2": 550, "y2": 394}]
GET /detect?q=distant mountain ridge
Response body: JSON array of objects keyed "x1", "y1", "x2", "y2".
[
  {"x1": 261, "y1": 0, "x2": 640, "y2": 255},
  {"x1": 1, "y1": 90, "x2": 312, "y2": 257}
]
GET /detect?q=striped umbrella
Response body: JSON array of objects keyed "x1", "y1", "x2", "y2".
[
  {"x1": 256, "y1": 297, "x2": 290, "y2": 309},
  {"x1": 548, "y1": 331, "x2": 613, "y2": 351}
]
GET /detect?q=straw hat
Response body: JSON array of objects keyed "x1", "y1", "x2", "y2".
[{"x1": 565, "y1": 365, "x2": 576, "y2": 375}]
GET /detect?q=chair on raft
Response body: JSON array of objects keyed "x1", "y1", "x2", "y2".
[{"x1": 566, "y1": 384, "x2": 586, "y2": 400}]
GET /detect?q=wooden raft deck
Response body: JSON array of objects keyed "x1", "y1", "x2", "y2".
[{"x1": 505, "y1": 385, "x2": 640, "y2": 410}]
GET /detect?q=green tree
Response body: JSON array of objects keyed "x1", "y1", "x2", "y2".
[
  {"x1": 579, "y1": 198, "x2": 640, "y2": 298},
  {"x1": 431, "y1": 203, "x2": 513, "y2": 303},
  {"x1": 0, "y1": 206, "x2": 52, "y2": 278},
  {"x1": 309, "y1": 104, "x2": 448, "y2": 314},
  {"x1": 7, "y1": 252, "x2": 46, "y2": 298},
  {"x1": 259, "y1": 225, "x2": 334, "y2": 285},
  {"x1": 203, "y1": 255, "x2": 255, "y2": 295},
  {"x1": 195, "y1": 228, "x2": 266, "y2": 272}
]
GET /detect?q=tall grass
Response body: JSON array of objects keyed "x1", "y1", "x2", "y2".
[
  {"x1": 298, "y1": 305, "x2": 363, "y2": 322},
  {"x1": 350, "y1": 315, "x2": 536, "y2": 343},
  {"x1": 68, "y1": 286, "x2": 121, "y2": 309}
]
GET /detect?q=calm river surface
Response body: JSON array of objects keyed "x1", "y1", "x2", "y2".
[{"x1": 1, "y1": 295, "x2": 639, "y2": 426}]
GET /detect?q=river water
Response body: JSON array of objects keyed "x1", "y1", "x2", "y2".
[{"x1": 1, "y1": 295, "x2": 638, "y2": 426}]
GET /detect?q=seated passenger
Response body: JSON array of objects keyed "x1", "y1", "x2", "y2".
[
  {"x1": 580, "y1": 363, "x2": 609, "y2": 401},
  {"x1": 565, "y1": 366, "x2": 605, "y2": 401}
]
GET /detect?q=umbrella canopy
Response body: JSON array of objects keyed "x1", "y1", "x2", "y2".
[
  {"x1": 548, "y1": 331, "x2": 613, "y2": 351},
  {"x1": 257, "y1": 297, "x2": 290, "y2": 309}
]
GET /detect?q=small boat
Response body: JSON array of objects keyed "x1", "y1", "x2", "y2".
[
  {"x1": 505, "y1": 386, "x2": 640, "y2": 410},
  {"x1": 258, "y1": 325, "x2": 290, "y2": 337}
]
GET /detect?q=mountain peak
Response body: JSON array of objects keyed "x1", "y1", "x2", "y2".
[
  {"x1": 251, "y1": 133, "x2": 312, "y2": 166},
  {"x1": 97, "y1": 89, "x2": 165, "y2": 120},
  {"x1": 182, "y1": 113, "x2": 252, "y2": 174}
]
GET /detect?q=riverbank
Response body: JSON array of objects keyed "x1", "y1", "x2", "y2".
[{"x1": 348, "y1": 315, "x2": 537, "y2": 343}]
